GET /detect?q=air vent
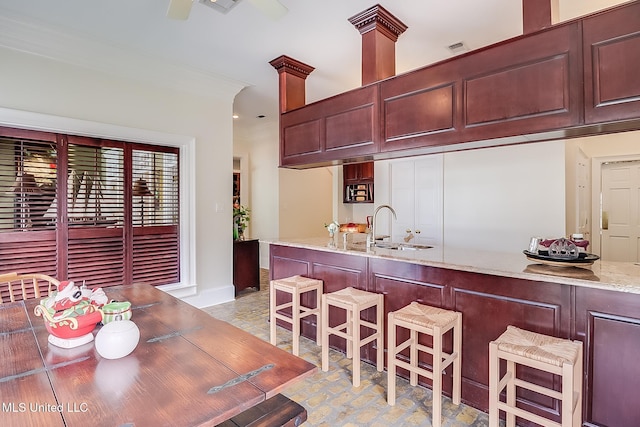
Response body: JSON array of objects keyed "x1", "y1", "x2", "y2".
[
  {"x1": 199, "y1": 0, "x2": 242, "y2": 14},
  {"x1": 447, "y1": 41, "x2": 469, "y2": 55}
]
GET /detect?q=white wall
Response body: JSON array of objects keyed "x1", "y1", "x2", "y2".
[
  {"x1": 0, "y1": 45, "x2": 244, "y2": 307},
  {"x1": 559, "y1": 0, "x2": 625, "y2": 21},
  {"x1": 443, "y1": 141, "x2": 566, "y2": 252},
  {"x1": 371, "y1": 141, "x2": 566, "y2": 254},
  {"x1": 234, "y1": 119, "x2": 333, "y2": 268},
  {"x1": 575, "y1": 132, "x2": 640, "y2": 158},
  {"x1": 234, "y1": 120, "x2": 281, "y2": 268},
  {"x1": 279, "y1": 167, "x2": 333, "y2": 238}
]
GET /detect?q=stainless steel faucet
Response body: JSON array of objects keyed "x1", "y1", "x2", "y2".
[{"x1": 367, "y1": 204, "x2": 397, "y2": 247}]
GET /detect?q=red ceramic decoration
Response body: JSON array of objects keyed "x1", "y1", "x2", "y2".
[{"x1": 34, "y1": 304, "x2": 102, "y2": 339}]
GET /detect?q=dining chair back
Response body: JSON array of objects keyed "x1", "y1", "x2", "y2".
[{"x1": 0, "y1": 273, "x2": 60, "y2": 304}]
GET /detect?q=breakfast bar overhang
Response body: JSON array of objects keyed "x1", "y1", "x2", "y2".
[{"x1": 266, "y1": 237, "x2": 640, "y2": 427}]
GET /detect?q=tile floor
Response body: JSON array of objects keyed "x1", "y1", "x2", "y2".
[{"x1": 202, "y1": 272, "x2": 490, "y2": 427}]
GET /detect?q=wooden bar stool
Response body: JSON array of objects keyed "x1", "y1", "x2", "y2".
[
  {"x1": 321, "y1": 287, "x2": 384, "y2": 387},
  {"x1": 269, "y1": 275, "x2": 323, "y2": 356},
  {"x1": 489, "y1": 326, "x2": 583, "y2": 427},
  {"x1": 387, "y1": 302, "x2": 462, "y2": 427}
]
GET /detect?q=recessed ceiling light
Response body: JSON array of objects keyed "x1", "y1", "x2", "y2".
[
  {"x1": 232, "y1": 114, "x2": 239, "y2": 119},
  {"x1": 257, "y1": 115, "x2": 266, "y2": 119}
]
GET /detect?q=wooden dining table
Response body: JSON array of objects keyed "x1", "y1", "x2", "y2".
[{"x1": 0, "y1": 284, "x2": 316, "y2": 426}]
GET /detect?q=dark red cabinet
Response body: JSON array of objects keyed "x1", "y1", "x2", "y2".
[
  {"x1": 459, "y1": 21, "x2": 582, "y2": 143},
  {"x1": 380, "y1": 59, "x2": 461, "y2": 152},
  {"x1": 269, "y1": 245, "x2": 368, "y2": 352},
  {"x1": 277, "y1": 1, "x2": 640, "y2": 168},
  {"x1": 369, "y1": 257, "x2": 572, "y2": 420},
  {"x1": 343, "y1": 162, "x2": 374, "y2": 182},
  {"x1": 380, "y1": 21, "x2": 582, "y2": 153},
  {"x1": 270, "y1": 244, "x2": 640, "y2": 427},
  {"x1": 575, "y1": 286, "x2": 640, "y2": 427},
  {"x1": 343, "y1": 162, "x2": 374, "y2": 203},
  {"x1": 582, "y1": 1, "x2": 640, "y2": 125},
  {"x1": 279, "y1": 85, "x2": 380, "y2": 168},
  {"x1": 233, "y1": 239, "x2": 259, "y2": 295}
]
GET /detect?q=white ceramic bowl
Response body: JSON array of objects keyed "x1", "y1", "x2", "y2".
[{"x1": 95, "y1": 320, "x2": 140, "y2": 360}]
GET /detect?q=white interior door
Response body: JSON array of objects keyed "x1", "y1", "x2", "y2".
[
  {"x1": 600, "y1": 160, "x2": 640, "y2": 262},
  {"x1": 576, "y1": 149, "x2": 591, "y2": 238}
]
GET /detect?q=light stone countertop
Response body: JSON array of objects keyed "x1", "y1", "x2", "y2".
[{"x1": 262, "y1": 234, "x2": 640, "y2": 294}]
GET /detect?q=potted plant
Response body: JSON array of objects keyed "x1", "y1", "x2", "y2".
[{"x1": 233, "y1": 203, "x2": 250, "y2": 240}]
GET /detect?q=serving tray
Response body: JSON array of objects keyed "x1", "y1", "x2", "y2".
[{"x1": 523, "y1": 250, "x2": 600, "y2": 267}]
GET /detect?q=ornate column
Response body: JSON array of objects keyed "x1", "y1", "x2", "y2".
[
  {"x1": 269, "y1": 55, "x2": 315, "y2": 114},
  {"x1": 348, "y1": 4, "x2": 408, "y2": 85}
]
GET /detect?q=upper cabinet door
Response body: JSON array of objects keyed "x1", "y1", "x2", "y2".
[
  {"x1": 280, "y1": 85, "x2": 380, "y2": 168},
  {"x1": 380, "y1": 21, "x2": 583, "y2": 154},
  {"x1": 583, "y1": 1, "x2": 640, "y2": 125},
  {"x1": 344, "y1": 162, "x2": 374, "y2": 183},
  {"x1": 380, "y1": 60, "x2": 461, "y2": 152},
  {"x1": 343, "y1": 162, "x2": 375, "y2": 204},
  {"x1": 459, "y1": 22, "x2": 582, "y2": 143}
]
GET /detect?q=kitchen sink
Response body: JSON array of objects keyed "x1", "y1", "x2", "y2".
[{"x1": 374, "y1": 242, "x2": 433, "y2": 251}]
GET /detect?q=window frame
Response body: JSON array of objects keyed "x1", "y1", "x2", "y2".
[{"x1": 0, "y1": 125, "x2": 187, "y2": 293}]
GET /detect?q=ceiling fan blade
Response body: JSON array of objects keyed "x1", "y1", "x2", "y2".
[
  {"x1": 167, "y1": 0, "x2": 194, "y2": 20},
  {"x1": 248, "y1": 0, "x2": 288, "y2": 20}
]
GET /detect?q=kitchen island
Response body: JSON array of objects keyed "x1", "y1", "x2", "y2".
[{"x1": 264, "y1": 235, "x2": 640, "y2": 427}]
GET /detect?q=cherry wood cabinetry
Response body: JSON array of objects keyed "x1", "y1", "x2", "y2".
[
  {"x1": 343, "y1": 161, "x2": 374, "y2": 203},
  {"x1": 277, "y1": 1, "x2": 640, "y2": 168},
  {"x1": 380, "y1": 22, "x2": 582, "y2": 152},
  {"x1": 369, "y1": 258, "x2": 571, "y2": 422},
  {"x1": 380, "y1": 59, "x2": 461, "y2": 151},
  {"x1": 582, "y1": 1, "x2": 640, "y2": 124},
  {"x1": 269, "y1": 245, "x2": 368, "y2": 348},
  {"x1": 270, "y1": 244, "x2": 640, "y2": 426},
  {"x1": 279, "y1": 85, "x2": 379, "y2": 167},
  {"x1": 459, "y1": 22, "x2": 582, "y2": 143},
  {"x1": 233, "y1": 239, "x2": 260, "y2": 295},
  {"x1": 344, "y1": 161, "x2": 374, "y2": 182},
  {"x1": 447, "y1": 268, "x2": 572, "y2": 422},
  {"x1": 575, "y1": 286, "x2": 640, "y2": 427}
]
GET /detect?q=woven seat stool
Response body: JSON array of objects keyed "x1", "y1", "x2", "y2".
[
  {"x1": 321, "y1": 287, "x2": 384, "y2": 387},
  {"x1": 270, "y1": 275, "x2": 323, "y2": 356},
  {"x1": 387, "y1": 302, "x2": 462, "y2": 427},
  {"x1": 489, "y1": 326, "x2": 583, "y2": 427}
]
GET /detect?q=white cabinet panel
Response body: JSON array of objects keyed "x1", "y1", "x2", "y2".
[{"x1": 390, "y1": 156, "x2": 443, "y2": 246}]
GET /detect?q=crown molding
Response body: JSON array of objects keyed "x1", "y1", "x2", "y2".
[
  {"x1": 0, "y1": 10, "x2": 246, "y2": 101},
  {"x1": 269, "y1": 55, "x2": 315, "y2": 80},
  {"x1": 348, "y1": 4, "x2": 408, "y2": 42}
]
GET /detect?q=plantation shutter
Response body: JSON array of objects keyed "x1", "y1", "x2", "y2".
[
  {"x1": 0, "y1": 130, "x2": 59, "y2": 299},
  {"x1": 66, "y1": 137, "x2": 125, "y2": 288},
  {"x1": 131, "y1": 147, "x2": 180, "y2": 286},
  {"x1": 0, "y1": 127, "x2": 180, "y2": 297}
]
